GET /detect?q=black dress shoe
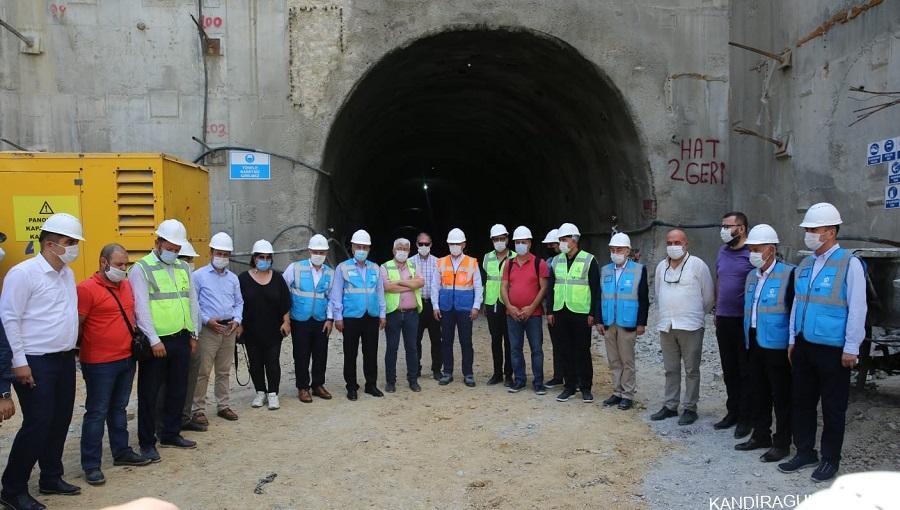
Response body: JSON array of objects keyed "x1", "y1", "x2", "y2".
[
  {"x1": 38, "y1": 478, "x2": 81, "y2": 496},
  {"x1": 347, "y1": 389, "x2": 358, "y2": 401},
  {"x1": 678, "y1": 409, "x2": 698, "y2": 425},
  {"x1": 734, "y1": 422, "x2": 753, "y2": 439},
  {"x1": 777, "y1": 453, "x2": 820, "y2": 473},
  {"x1": 602, "y1": 395, "x2": 622, "y2": 407},
  {"x1": 365, "y1": 386, "x2": 384, "y2": 397},
  {"x1": 760, "y1": 447, "x2": 790, "y2": 463},
  {"x1": 159, "y1": 435, "x2": 197, "y2": 449},
  {"x1": 713, "y1": 413, "x2": 738, "y2": 430},
  {"x1": 432, "y1": 370, "x2": 442, "y2": 381},
  {"x1": 114, "y1": 448, "x2": 152, "y2": 466},
  {"x1": 617, "y1": 398, "x2": 634, "y2": 410},
  {"x1": 650, "y1": 406, "x2": 678, "y2": 421},
  {"x1": 84, "y1": 469, "x2": 106, "y2": 486},
  {"x1": 0, "y1": 493, "x2": 47, "y2": 510},
  {"x1": 735, "y1": 437, "x2": 772, "y2": 451},
  {"x1": 409, "y1": 381, "x2": 422, "y2": 392},
  {"x1": 487, "y1": 374, "x2": 503, "y2": 385}
]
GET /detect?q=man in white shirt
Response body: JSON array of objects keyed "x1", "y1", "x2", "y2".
[
  {"x1": 0, "y1": 213, "x2": 85, "y2": 509},
  {"x1": 651, "y1": 229, "x2": 714, "y2": 426}
]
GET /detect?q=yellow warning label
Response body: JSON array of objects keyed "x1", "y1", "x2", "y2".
[{"x1": 12, "y1": 196, "x2": 80, "y2": 242}]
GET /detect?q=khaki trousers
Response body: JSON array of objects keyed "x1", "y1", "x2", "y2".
[
  {"x1": 190, "y1": 326, "x2": 237, "y2": 414},
  {"x1": 604, "y1": 326, "x2": 637, "y2": 399},
  {"x1": 660, "y1": 328, "x2": 704, "y2": 412}
]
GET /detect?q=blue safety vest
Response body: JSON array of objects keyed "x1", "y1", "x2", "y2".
[
  {"x1": 338, "y1": 259, "x2": 381, "y2": 318},
  {"x1": 793, "y1": 248, "x2": 856, "y2": 348},
  {"x1": 742, "y1": 261, "x2": 793, "y2": 349},
  {"x1": 600, "y1": 260, "x2": 643, "y2": 328},
  {"x1": 288, "y1": 259, "x2": 334, "y2": 322}
]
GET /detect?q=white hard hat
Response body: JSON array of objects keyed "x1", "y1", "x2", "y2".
[
  {"x1": 489, "y1": 224, "x2": 508, "y2": 238},
  {"x1": 609, "y1": 232, "x2": 631, "y2": 248},
  {"x1": 447, "y1": 228, "x2": 466, "y2": 243},
  {"x1": 745, "y1": 224, "x2": 780, "y2": 245},
  {"x1": 307, "y1": 234, "x2": 329, "y2": 251},
  {"x1": 799, "y1": 202, "x2": 843, "y2": 228},
  {"x1": 209, "y1": 232, "x2": 234, "y2": 251},
  {"x1": 155, "y1": 219, "x2": 189, "y2": 246},
  {"x1": 558, "y1": 222, "x2": 580, "y2": 238},
  {"x1": 512, "y1": 226, "x2": 532, "y2": 240},
  {"x1": 251, "y1": 239, "x2": 274, "y2": 254},
  {"x1": 41, "y1": 212, "x2": 84, "y2": 241},
  {"x1": 542, "y1": 229, "x2": 559, "y2": 244},
  {"x1": 350, "y1": 229, "x2": 372, "y2": 246},
  {"x1": 178, "y1": 241, "x2": 199, "y2": 258}
]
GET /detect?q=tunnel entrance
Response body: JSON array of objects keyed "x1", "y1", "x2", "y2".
[{"x1": 320, "y1": 27, "x2": 650, "y2": 260}]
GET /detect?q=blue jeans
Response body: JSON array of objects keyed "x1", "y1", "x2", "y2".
[
  {"x1": 441, "y1": 310, "x2": 474, "y2": 377},
  {"x1": 506, "y1": 315, "x2": 544, "y2": 387},
  {"x1": 81, "y1": 357, "x2": 136, "y2": 471},
  {"x1": 385, "y1": 310, "x2": 419, "y2": 383}
]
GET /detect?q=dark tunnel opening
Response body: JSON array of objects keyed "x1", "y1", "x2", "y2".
[{"x1": 320, "y1": 27, "x2": 651, "y2": 261}]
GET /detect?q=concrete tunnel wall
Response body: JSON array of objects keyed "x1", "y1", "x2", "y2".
[{"x1": 1, "y1": 0, "x2": 733, "y2": 269}]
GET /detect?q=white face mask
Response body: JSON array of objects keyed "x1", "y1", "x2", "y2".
[
  {"x1": 394, "y1": 250, "x2": 409, "y2": 263},
  {"x1": 720, "y1": 227, "x2": 735, "y2": 244},
  {"x1": 449, "y1": 245, "x2": 463, "y2": 257},
  {"x1": 514, "y1": 243, "x2": 529, "y2": 256},
  {"x1": 610, "y1": 253, "x2": 626, "y2": 266},
  {"x1": 493, "y1": 241, "x2": 507, "y2": 252},
  {"x1": 159, "y1": 249, "x2": 178, "y2": 264},
  {"x1": 310, "y1": 254, "x2": 326, "y2": 266},
  {"x1": 52, "y1": 242, "x2": 80, "y2": 265},
  {"x1": 558, "y1": 240, "x2": 571, "y2": 254},
  {"x1": 749, "y1": 251, "x2": 767, "y2": 269},
  {"x1": 666, "y1": 245, "x2": 685, "y2": 260},
  {"x1": 212, "y1": 256, "x2": 230, "y2": 270},
  {"x1": 804, "y1": 232, "x2": 825, "y2": 251},
  {"x1": 418, "y1": 245, "x2": 430, "y2": 257},
  {"x1": 105, "y1": 266, "x2": 127, "y2": 283}
]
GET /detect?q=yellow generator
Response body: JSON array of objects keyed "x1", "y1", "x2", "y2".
[{"x1": 0, "y1": 152, "x2": 210, "y2": 284}]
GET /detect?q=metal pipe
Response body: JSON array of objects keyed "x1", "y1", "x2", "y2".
[
  {"x1": 0, "y1": 138, "x2": 28, "y2": 151},
  {"x1": 0, "y1": 18, "x2": 33, "y2": 47}
]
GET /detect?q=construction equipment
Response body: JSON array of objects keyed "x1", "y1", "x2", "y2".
[{"x1": 0, "y1": 152, "x2": 210, "y2": 284}]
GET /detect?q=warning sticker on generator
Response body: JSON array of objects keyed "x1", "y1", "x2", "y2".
[{"x1": 12, "y1": 196, "x2": 80, "y2": 241}]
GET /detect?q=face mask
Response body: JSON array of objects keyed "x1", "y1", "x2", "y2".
[
  {"x1": 558, "y1": 241, "x2": 571, "y2": 254},
  {"x1": 720, "y1": 227, "x2": 735, "y2": 244},
  {"x1": 105, "y1": 265, "x2": 127, "y2": 282},
  {"x1": 493, "y1": 241, "x2": 507, "y2": 252},
  {"x1": 418, "y1": 245, "x2": 430, "y2": 257},
  {"x1": 610, "y1": 253, "x2": 626, "y2": 266},
  {"x1": 514, "y1": 243, "x2": 529, "y2": 256},
  {"x1": 666, "y1": 245, "x2": 685, "y2": 260},
  {"x1": 159, "y1": 249, "x2": 178, "y2": 264},
  {"x1": 748, "y1": 251, "x2": 767, "y2": 269},
  {"x1": 53, "y1": 242, "x2": 80, "y2": 264},
  {"x1": 212, "y1": 256, "x2": 230, "y2": 270},
  {"x1": 354, "y1": 250, "x2": 369, "y2": 262},
  {"x1": 310, "y1": 254, "x2": 326, "y2": 266},
  {"x1": 256, "y1": 259, "x2": 272, "y2": 271},
  {"x1": 395, "y1": 250, "x2": 409, "y2": 263},
  {"x1": 449, "y1": 245, "x2": 463, "y2": 257},
  {"x1": 804, "y1": 232, "x2": 825, "y2": 251}
]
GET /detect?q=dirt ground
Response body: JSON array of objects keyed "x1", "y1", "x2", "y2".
[{"x1": 1, "y1": 307, "x2": 897, "y2": 510}]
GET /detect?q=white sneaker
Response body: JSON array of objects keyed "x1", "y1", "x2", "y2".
[
  {"x1": 267, "y1": 393, "x2": 280, "y2": 410},
  {"x1": 251, "y1": 391, "x2": 266, "y2": 408}
]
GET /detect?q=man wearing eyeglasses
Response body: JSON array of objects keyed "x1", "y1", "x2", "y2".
[
  {"x1": 412, "y1": 232, "x2": 443, "y2": 381},
  {"x1": 651, "y1": 229, "x2": 714, "y2": 426}
]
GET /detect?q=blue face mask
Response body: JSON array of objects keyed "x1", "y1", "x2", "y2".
[
  {"x1": 256, "y1": 259, "x2": 272, "y2": 271},
  {"x1": 354, "y1": 250, "x2": 368, "y2": 262},
  {"x1": 160, "y1": 249, "x2": 178, "y2": 264}
]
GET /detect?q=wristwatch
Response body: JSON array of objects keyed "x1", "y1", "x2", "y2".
[{"x1": 1, "y1": 392, "x2": 11, "y2": 399}]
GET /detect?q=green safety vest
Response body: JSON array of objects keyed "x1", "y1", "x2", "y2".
[
  {"x1": 382, "y1": 259, "x2": 423, "y2": 314},
  {"x1": 133, "y1": 252, "x2": 195, "y2": 337},
  {"x1": 482, "y1": 251, "x2": 509, "y2": 306},
  {"x1": 552, "y1": 250, "x2": 594, "y2": 314}
]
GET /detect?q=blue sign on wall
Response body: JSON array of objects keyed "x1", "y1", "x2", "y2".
[
  {"x1": 229, "y1": 151, "x2": 271, "y2": 180},
  {"x1": 867, "y1": 136, "x2": 900, "y2": 166},
  {"x1": 890, "y1": 162, "x2": 900, "y2": 185},
  {"x1": 886, "y1": 184, "x2": 900, "y2": 210}
]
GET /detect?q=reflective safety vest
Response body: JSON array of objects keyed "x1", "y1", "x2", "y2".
[
  {"x1": 437, "y1": 255, "x2": 478, "y2": 312},
  {"x1": 743, "y1": 261, "x2": 794, "y2": 349},
  {"x1": 482, "y1": 251, "x2": 509, "y2": 306},
  {"x1": 383, "y1": 259, "x2": 422, "y2": 313},
  {"x1": 793, "y1": 248, "x2": 857, "y2": 348},
  {"x1": 338, "y1": 259, "x2": 381, "y2": 318},
  {"x1": 600, "y1": 260, "x2": 643, "y2": 328},
  {"x1": 288, "y1": 259, "x2": 334, "y2": 322},
  {"x1": 552, "y1": 250, "x2": 594, "y2": 314},
  {"x1": 133, "y1": 252, "x2": 195, "y2": 337}
]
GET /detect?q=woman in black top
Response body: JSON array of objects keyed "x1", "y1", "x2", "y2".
[{"x1": 238, "y1": 240, "x2": 291, "y2": 410}]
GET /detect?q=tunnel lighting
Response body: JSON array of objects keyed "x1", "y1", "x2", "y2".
[{"x1": 423, "y1": 183, "x2": 429, "y2": 190}]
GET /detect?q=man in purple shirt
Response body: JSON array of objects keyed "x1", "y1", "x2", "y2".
[{"x1": 715, "y1": 212, "x2": 755, "y2": 438}]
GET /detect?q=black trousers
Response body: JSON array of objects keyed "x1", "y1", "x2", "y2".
[
  {"x1": 485, "y1": 303, "x2": 512, "y2": 378},
  {"x1": 291, "y1": 319, "x2": 328, "y2": 389},
  {"x1": 716, "y1": 316, "x2": 752, "y2": 423},
  {"x1": 138, "y1": 330, "x2": 190, "y2": 448},
  {"x1": 747, "y1": 329, "x2": 792, "y2": 448},
  {"x1": 1, "y1": 351, "x2": 75, "y2": 497},
  {"x1": 246, "y1": 340, "x2": 282, "y2": 394},
  {"x1": 792, "y1": 335, "x2": 851, "y2": 462},
  {"x1": 342, "y1": 315, "x2": 379, "y2": 390},
  {"x1": 416, "y1": 299, "x2": 443, "y2": 375},
  {"x1": 548, "y1": 322, "x2": 563, "y2": 381},
  {"x1": 555, "y1": 309, "x2": 593, "y2": 392}
]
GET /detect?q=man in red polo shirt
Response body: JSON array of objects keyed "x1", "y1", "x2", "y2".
[
  {"x1": 500, "y1": 226, "x2": 550, "y2": 394},
  {"x1": 77, "y1": 244, "x2": 151, "y2": 487}
]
